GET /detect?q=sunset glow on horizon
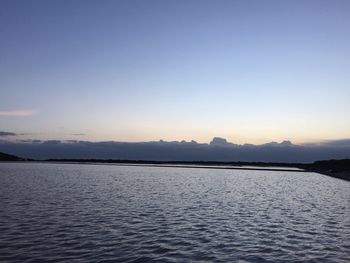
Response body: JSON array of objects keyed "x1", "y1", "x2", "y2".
[{"x1": 1, "y1": 0, "x2": 349, "y2": 144}]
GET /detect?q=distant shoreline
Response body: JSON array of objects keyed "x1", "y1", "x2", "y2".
[
  {"x1": 1, "y1": 153, "x2": 349, "y2": 181},
  {"x1": 48, "y1": 160, "x2": 350, "y2": 181},
  {"x1": 41, "y1": 161, "x2": 306, "y2": 173}
]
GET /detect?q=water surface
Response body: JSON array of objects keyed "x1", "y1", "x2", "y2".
[{"x1": 0, "y1": 163, "x2": 349, "y2": 262}]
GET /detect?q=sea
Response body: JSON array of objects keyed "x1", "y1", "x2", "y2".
[{"x1": 0, "y1": 162, "x2": 349, "y2": 262}]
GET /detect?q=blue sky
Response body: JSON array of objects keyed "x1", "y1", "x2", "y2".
[{"x1": 1, "y1": 0, "x2": 349, "y2": 144}]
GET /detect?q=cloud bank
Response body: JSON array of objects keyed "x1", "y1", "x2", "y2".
[{"x1": 1, "y1": 137, "x2": 350, "y2": 163}]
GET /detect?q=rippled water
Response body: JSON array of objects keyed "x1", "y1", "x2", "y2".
[{"x1": 1, "y1": 163, "x2": 349, "y2": 262}]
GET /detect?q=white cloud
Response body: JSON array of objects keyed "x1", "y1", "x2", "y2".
[{"x1": 0, "y1": 110, "x2": 36, "y2": 117}]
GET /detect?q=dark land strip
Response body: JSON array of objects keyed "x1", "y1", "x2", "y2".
[{"x1": 0, "y1": 151, "x2": 349, "y2": 181}]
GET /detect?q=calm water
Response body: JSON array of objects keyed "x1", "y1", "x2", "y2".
[{"x1": 0, "y1": 163, "x2": 349, "y2": 263}]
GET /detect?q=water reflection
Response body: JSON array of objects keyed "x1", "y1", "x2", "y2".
[{"x1": 0, "y1": 163, "x2": 349, "y2": 262}]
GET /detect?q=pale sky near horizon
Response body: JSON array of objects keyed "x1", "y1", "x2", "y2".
[{"x1": 1, "y1": 0, "x2": 350, "y2": 144}]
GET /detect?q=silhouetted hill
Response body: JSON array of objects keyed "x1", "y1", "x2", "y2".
[{"x1": 0, "y1": 152, "x2": 23, "y2": 161}]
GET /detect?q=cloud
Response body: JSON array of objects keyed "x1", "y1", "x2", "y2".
[
  {"x1": 302, "y1": 139, "x2": 350, "y2": 148},
  {"x1": 0, "y1": 110, "x2": 36, "y2": 117},
  {"x1": 0, "y1": 131, "x2": 16, "y2": 136},
  {"x1": 0, "y1": 137, "x2": 349, "y2": 162},
  {"x1": 71, "y1": 133, "x2": 86, "y2": 136},
  {"x1": 210, "y1": 137, "x2": 238, "y2": 147}
]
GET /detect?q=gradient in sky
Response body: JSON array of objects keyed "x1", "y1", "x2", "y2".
[{"x1": 1, "y1": 0, "x2": 349, "y2": 144}]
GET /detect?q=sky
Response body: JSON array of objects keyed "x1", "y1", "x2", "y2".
[{"x1": 1, "y1": 0, "x2": 350, "y2": 144}]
